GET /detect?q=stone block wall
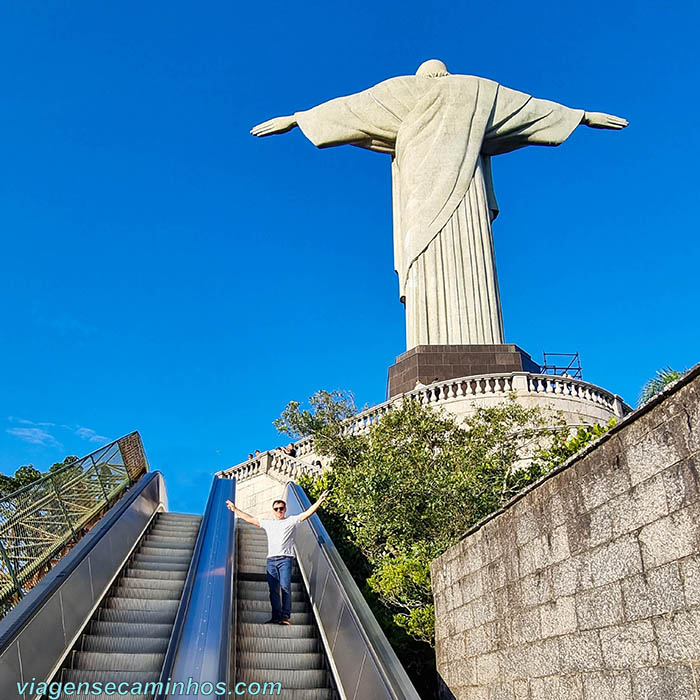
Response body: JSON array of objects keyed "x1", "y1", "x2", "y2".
[
  {"x1": 234, "y1": 473, "x2": 286, "y2": 519},
  {"x1": 431, "y1": 364, "x2": 700, "y2": 699}
]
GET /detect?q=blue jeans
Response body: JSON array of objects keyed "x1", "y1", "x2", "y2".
[{"x1": 266, "y1": 556, "x2": 293, "y2": 621}]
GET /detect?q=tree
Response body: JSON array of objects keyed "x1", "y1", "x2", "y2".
[
  {"x1": 0, "y1": 465, "x2": 43, "y2": 498},
  {"x1": 638, "y1": 367, "x2": 686, "y2": 407}
]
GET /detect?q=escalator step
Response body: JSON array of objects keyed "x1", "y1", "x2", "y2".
[
  {"x1": 255, "y1": 691, "x2": 334, "y2": 700},
  {"x1": 238, "y1": 609, "x2": 313, "y2": 625},
  {"x1": 133, "y1": 554, "x2": 191, "y2": 565},
  {"x1": 88, "y1": 621, "x2": 172, "y2": 638},
  {"x1": 113, "y1": 585, "x2": 181, "y2": 600},
  {"x1": 72, "y1": 651, "x2": 164, "y2": 672},
  {"x1": 130, "y1": 557, "x2": 190, "y2": 570},
  {"x1": 81, "y1": 635, "x2": 169, "y2": 653},
  {"x1": 61, "y1": 669, "x2": 160, "y2": 684},
  {"x1": 237, "y1": 651, "x2": 324, "y2": 670},
  {"x1": 126, "y1": 567, "x2": 188, "y2": 579},
  {"x1": 237, "y1": 669, "x2": 329, "y2": 689},
  {"x1": 238, "y1": 622, "x2": 318, "y2": 639},
  {"x1": 239, "y1": 580, "x2": 304, "y2": 593},
  {"x1": 119, "y1": 577, "x2": 185, "y2": 591},
  {"x1": 238, "y1": 587, "x2": 305, "y2": 602},
  {"x1": 143, "y1": 537, "x2": 195, "y2": 549},
  {"x1": 237, "y1": 637, "x2": 320, "y2": 654},
  {"x1": 145, "y1": 537, "x2": 197, "y2": 547},
  {"x1": 149, "y1": 528, "x2": 200, "y2": 538},
  {"x1": 138, "y1": 546, "x2": 193, "y2": 558},
  {"x1": 106, "y1": 597, "x2": 179, "y2": 612},
  {"x1": 98, "y1": 609, "x2": 176, "y2": 625},
  {"x1": 239, "y1": 599, "x2": 309, "y2": 614}
]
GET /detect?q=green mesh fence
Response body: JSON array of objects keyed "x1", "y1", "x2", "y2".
[{"x1": 0, "y1": 432, "x2": 148, "y2": 613}]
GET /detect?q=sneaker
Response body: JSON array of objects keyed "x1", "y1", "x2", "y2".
[
  {"x1": 277, "y1": 619, "x2": 290, "y2": 626},
  {"x1": 265, "y1": 618, "x2": 281, "y2": 624}
]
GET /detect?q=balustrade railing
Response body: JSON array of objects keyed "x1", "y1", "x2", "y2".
[
  {"x1": 225, "y1": 372, "x2": 631, "y2": 474},
  {"x1": 220, "y1": 450, "x2": 323, "y2": 483},
  {"x1": 0, "y1": 432, "x2": 148, "y2": 614}
]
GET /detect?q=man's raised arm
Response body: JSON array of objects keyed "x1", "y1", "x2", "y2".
[
  {"x1": 226, "y1": 499, "x2": 261, "y2": 528},
  {"x1": 298, "y1": 490, "x2": 330, "y2": 523}
]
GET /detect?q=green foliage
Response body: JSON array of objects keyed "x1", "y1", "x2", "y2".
[
  {"x1": 0, "y1": 457, "x2": 80, "y2": 498},
  {"x1": 0, "y1": 465, "x2": 43, "y2": 497},
  {"x1": 273, "y1": 389, "x2": 358, "y2": 445},
  {"x1": 532, "y1": 420, "x2": 616, "y2": 470},
  {"x1": 638, "y1": 367, "x2": 686, "y2": 407}
]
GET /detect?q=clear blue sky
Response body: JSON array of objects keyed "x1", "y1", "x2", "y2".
[{"x1": 1, "y1": 1, "x2": 698, "y2": 514}]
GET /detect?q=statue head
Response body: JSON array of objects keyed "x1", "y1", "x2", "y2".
[{"x1": 416, "y1": 59, "x2": 449, "y2": 78}]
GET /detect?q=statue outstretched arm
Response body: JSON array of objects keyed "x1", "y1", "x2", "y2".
[
  {"x1": 251, "y1": 115, "x2": 298, "y2": 137},
  {"x1": 581, "y1": 111, "x2": 628, "y2": 130}
]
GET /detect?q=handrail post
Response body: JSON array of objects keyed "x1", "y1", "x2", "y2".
[
  {"x1": 50, "y1": 475, "x2": 76, "y2": 542},
  {"x1": 91, "y1": 456, "x2": 111, "y2": 506},
  {"x1": 0, "y1": 538, "x2": 22, "y2": 601}
]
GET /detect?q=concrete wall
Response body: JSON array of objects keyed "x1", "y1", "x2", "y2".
[
  {"x1": 234, "y1": 473, "x2": 285, "y2": 519},
  {"x1": 431, "y1": 364, "x2": 700, "y2": 699}
]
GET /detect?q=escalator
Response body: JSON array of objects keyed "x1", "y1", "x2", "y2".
[
  {"x1": 55, "y1": 512, "x2": 201, "y2": 698},
  {"x1": 0, "y1": 470, "x2": 419, "y2": 700},
  {"x1": 236, "y1": 521, "x2": 336, "y2": 698}
]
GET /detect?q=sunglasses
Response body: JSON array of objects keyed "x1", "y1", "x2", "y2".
[{"x1": 273, "y1": 506, "x2": 286, "y2": 512}]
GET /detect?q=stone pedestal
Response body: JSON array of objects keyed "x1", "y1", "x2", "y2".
[{"x1": 387, "y1": 344, "x2": 540, "y2": 398}]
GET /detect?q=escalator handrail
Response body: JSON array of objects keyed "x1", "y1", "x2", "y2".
[
  {"x1": 155, "y1": 475, "x2": 219, "y2": 699},
  {"x1": 161, "y1": 476, "x2": 236, "y2": 699},
  {"x1": 0, "y1": 470, "x2": 164, "y2": 652},
  {"x1": 286, "y1": 482, "x2": 421, "y2": 700}
]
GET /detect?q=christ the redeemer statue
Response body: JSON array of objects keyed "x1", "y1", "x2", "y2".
[{"x1": 252, "y1": 60, "x2": 627, "y2": 350}]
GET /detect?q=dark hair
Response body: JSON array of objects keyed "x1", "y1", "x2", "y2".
[{"x1": 272, "y1": 499, "x2": 286, "y2": 509}]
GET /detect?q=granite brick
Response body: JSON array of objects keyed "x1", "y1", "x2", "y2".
[
  {"x1": 540, "y1": 595, "x2": 577, "y2": 638},
  {"x1": 599, "y1": 620, "x2": 658, "y2": 668},
  {"x1": 662, "y1": 456, "x2": 700, "y2": 512},
  {"x1": 631, "y1": 665, "x2": 696, "y2": 700},
  {"x1": 608, "y1": 473, "x2": 668, "y2": 537},
  {"x1": 530, "y1": 674, "x2": 583, "y2": 700},
  {"x1": 638, "y1": 503, "x2": 700, "y2": 569},
  {"x1": 621, "y1": 562, "x2": 685, "y2": 620},
  {"x1": 580, "y1": 534, "x2": 643, "y2": 587},
  {"x1": 476, "y1": 652, "x2": 500, "y2": 685},
  {"x1": 512, "y1": 607, "x2": 541, "y2": 645},
  {"x1": 582, "y1": 670, "x2": 633, "y2": 700},
  {"x1": 576, "y1": 582, "x2": 624, "y2": 630},
  {"x1": 653, "y1": 608, "x2": 700, "y2": 662},
  {"x1": 624, "y1": 417, "x2": 689, "y2": 486},
  {"x1": 566, "y1": 505, "x2": 613, "y2": 555},
  {"x1": 559, "y1": 630, "x2": 604, "y2": 673},
  {"x1": 522, "y1": 638, "x2": 560, "y2": 678},
  {"x1": 680, "y1": 554, "x2": 700, "y2": 607}
]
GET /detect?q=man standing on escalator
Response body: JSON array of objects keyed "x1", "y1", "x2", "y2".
[{"x1": 226, "y1": 491, "x2": 329, "y2": 625}]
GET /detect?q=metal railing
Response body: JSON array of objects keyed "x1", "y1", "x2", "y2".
[{"x1": 0, "y1": 432, "x2": 148, "y2": 613}]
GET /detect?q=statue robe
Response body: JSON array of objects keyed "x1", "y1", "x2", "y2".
[{"x1": 295, "y1": 75, "x2": 583, "y2": 349}]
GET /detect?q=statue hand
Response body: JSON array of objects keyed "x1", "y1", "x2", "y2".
[
  {"x1": 582, "y1": 112, "x2": 629, "y2": 130},
  {"x1": 250, "y1": 115, "x2": 298, "y2": 137}
]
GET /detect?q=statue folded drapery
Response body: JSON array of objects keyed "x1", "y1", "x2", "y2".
[{"x1": 252, "y1": 60, "x2": 627, "y2": 350}]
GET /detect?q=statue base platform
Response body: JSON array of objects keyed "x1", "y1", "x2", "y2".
[{"x1": 387, "y1": 344, "x2": 541, "y2": 398}]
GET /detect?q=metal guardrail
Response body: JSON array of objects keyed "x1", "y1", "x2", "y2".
[
  {"x1": 0, "y1": 431, "x2": 149, "y2": 613},
  {"x1": 285, "y1": 482, "x2": 421, "y2": 700}
]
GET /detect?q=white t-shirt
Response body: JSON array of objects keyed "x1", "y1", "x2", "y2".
[{"x1": 259, "y1": 515, "x2": 302, "y2": 558}]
